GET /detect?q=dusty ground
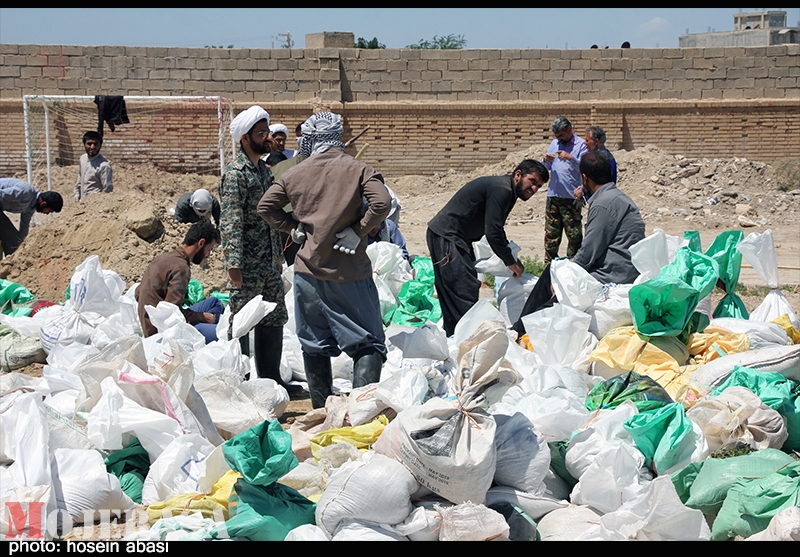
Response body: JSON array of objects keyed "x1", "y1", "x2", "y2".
[{"x1": 3, "y1": 143, "x2": 799, "y2": 540}]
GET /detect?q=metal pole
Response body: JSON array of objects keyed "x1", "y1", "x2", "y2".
[
  {"x1": 23, "y1": 96, "x2": 32, "y2": 185},
  {"x1": 43, "y1": 99, "x2": 52, "y2": 192}
]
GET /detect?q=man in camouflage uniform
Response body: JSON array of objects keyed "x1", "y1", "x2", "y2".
[
  {"x1": 220, "y1": 105, "x2": 298, "y2": 394},
  {"x1": 543, "y1": 116, "x2": 587, "y2": 264}
]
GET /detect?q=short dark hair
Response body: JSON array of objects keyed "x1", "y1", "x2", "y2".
[
  {"x1": 514, "y1": 159, "x2": 549, "y2": 184},
  {"x1": 580, "y1": 150, "x2": 614, "y2": 185},
  {"x1": 82, "y1": 131, "x2": 103, "y2": 144},
  {"x1": 38, "y1": 191, "x2": 63, "y2": 212},
  {"x1": 265, "y1": 152, "x2": 288, "y2": 166},
  {"x1": 585, "y1": 125, "x2": 607, "y2": 146},
  {"x1": 183, "y1": 219, "x2": 220, "y2": 247}
]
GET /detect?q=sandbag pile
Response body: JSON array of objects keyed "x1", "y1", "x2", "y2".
[{"x1": 1, "y1": 227, "x2": 799, "y2": 542}]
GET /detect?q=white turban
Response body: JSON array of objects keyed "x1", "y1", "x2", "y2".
[
  {"x1": 269, "y1": 123, "x2": 289, "y2": 137},
  {"x1": 190, "y1": 188, "x2": 213, "y2": 216},
  {"x1": 230, "y1": 106, "x2": 270, "y2": 143}
]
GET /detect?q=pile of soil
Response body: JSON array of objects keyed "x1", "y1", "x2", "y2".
[{"x1": 1, "y1": 144, "x2": 798, "y2": 311}]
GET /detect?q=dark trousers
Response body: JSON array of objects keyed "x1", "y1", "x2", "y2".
[{"x1": 426, "y1": 229, "x2": 481, "y2": 337}]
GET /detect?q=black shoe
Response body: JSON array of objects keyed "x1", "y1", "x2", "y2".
[
  {"x1": 252, "y1": 325, "x2": 303, "y2": 395},
  {"x1": 303, "y1": 353, "x2": 332, "y2": 409}
]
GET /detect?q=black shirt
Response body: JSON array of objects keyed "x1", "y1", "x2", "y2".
[{"x1": 427, "y1": 174, "x2": 518, "y2": 266}]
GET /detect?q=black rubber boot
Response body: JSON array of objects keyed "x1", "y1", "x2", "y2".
[
  {"x1": 303, "y1": 353, "x2": 333, "y2": 409},
  {"x1": 352, "y1": 348, "x2": 383, "y2": 389},
  {"x1": 254, "y1": 325, "x2": 302, "y2": 395}
]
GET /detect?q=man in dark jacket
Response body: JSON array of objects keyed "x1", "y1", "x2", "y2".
[{"x1": 426, "y1": 160, "x2": 549, "y2": 336}]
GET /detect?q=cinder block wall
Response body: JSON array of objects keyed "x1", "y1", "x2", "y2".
[{"x1": 1, "y1": 43, "x2": 798, "y2": 177}]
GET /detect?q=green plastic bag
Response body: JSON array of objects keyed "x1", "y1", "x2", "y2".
[
  {"x1": 0, "y1": 279, "x2": 35, "y2": 316},
  {"x1": 389, "y1": 258, "x2": 441, "y2": 328},
  {"x1": 683, "y1": 230, "x2": 702, "y2": 253},
  {"x1": 671, "y1": 448, "x2": 795, "y2": 516},
  {"x1": 210, "y1": 291, "x2": 229, "y2": 307},
  {"x1": 210, "y1": 421, "x2": 315, "y2": 541},
  {"x1": 183, "y1": 279, "x2": 204, "y2": 307},
  {"x1": 711, "y1": 366, "x2": 800, "y2": 452},
  {"x1": 711, "y1": 460, "x2": 800, "y2": 541},
  {"x1": 104, "y1": 438, "x2": 151, "y2": 504},
  {"x1": 585, "y1": 371, "x2": 674, "y2": 413},
  {"x1": 705, "y1": 230, "x2": 749, "y2": 319},
  {"x1": 623, "y1": 402, "x2": 699, "y2": 476},
  {"x1": 629, "y1": 246, "x2": 719, "y2": 338}
]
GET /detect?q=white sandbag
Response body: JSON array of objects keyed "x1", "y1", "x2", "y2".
[
  {"x1": 707, "y1": 317, "x2": 790, "y2": 349},
  {"x1": 193, "y1": 371, "x2": 270, "y2": 439},
  {"x1": 690, "y1": 344, "x2": 800, "y2": 387},
  {"x1": 493, "y1": 413, "x2": 551, "y2": 494},
  {"x1": 453, "y1": 298, "x2": 506, "y2": 346},
  {"x1": 331, "y1": 519, "x2": 409, "y2": 541},
  {"x1": 0, "y1": 312, "x2": 48, "y2": 339},
  {"x1": 493, "y1": 386, "x2": 590, "y2": 443},
  {"x1": 686, "y1": 386, "x2": 788, "y2": 451},
  {"x1": 566, "y1": 402, "x2": 652, "y2": 514},
  {"x1": 576, "y1": 475, "x2": 712, "y2": 541},
  {"x1": 550, "y1": 259, "x2": 604, "y2": 312},
  {"x1": 437, "y1": 502, "x2": 510, "y2": 541},
  {"x1": 737, "y1": 229, "x2": 800, "y2": 330},
  {"x1": 520, "y1": 303, "x2": 598, "y2": 374},
  {"x1": 1, "y1": 392, "x2": 52, "y2": 489},
  {"x1": 375, "y1": 322, "x2": 518, "y2": 504},
  {"x1": 536, "y1": 505, "x2": 604, "y2": 541},
  {"x1": 472, "y1": 236, "x2": 521, "y2": 277},
  {"x1": 386, "y1": 322, "x2": 449, "y2": 361},
  {"x1": 374, "y1": 366, "x2": 428, "y2": 413},
  {"x1": 587, "y1": 284, "x2": 634, "y2": 339},
  {"x1": 284, "y1": 524, "x2": 329, "y2": 542},
  {"x1": 346, "y1": 383, "x2": 391, "y2": 427},
  {"x1": 51, "y1": 449, "x2": 134, "y2": 524},
  {"x1": 193, "y1": 337, "x2": 248, "y2": 380},
  {"x1": 230, "y1": 295, "x2": 276, "y2": 340},
  {"x1": 630, "y1": 229, "x2": 688, "y2": 285},
  {"x1": 496, "y1": 274, "x2": 538, "y2": 326},
  {"x1": 485, "y1": 486, "x2": 568, "y2": 522},
  {"x1": 315, "y1": 456, "x2": 419, "y2": 539},
  {"x1": 86, "y1": 377, "x2": 185, "y2": 461},
  {"x1": 0, "y1": 325, "x2": 46, "y2": 372},
  {"x1": 141, "y1": 434, "x2": 219, "y2": 506}
]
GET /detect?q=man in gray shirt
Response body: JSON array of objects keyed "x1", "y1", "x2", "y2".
[{"x1": 512, "y1": 150, "x2": 644, "y2": 336}]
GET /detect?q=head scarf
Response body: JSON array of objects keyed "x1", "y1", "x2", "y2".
[
  {"x1": 190, "y1": 188, "x2": 213, "y2": 216},
  {"x1": 269, "y1": 123, "x2": 289, "y2": 138},
  {"x1": 230, "y1": 106, "x2": 270, "y2": 144},
  {"x1": 298, "y1": 112, "x2": 346, "y2": 158}
]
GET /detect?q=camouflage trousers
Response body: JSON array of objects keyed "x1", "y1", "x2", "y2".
[{"x1": 545, "y1": 196, "x2": 583, "y2": 264}]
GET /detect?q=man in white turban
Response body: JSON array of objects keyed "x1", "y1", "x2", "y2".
[
  {"x1": 258, "y1": 112, "x2": 391, "y2": 408},
  {"x1": 173, "y1": 188, "x2": 221, "y2": 227},
  {"x1": 219, "y1": 105, "x2": 301, "y2": 394},
  {"x1": 268, "y1": 123, "x2": 295, "y2": 159}
]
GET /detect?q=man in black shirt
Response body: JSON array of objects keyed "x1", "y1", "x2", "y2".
[{"x1": 427, "y1": 160, "x2": 549, "y2": 336}]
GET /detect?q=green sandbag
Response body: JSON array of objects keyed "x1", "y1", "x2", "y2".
[
  {"x1": 586, "y1": 371, "x2": 674, "y2": 413},
  {"x1": 0, "y1": 279, "x2": 35, "y2": 315},
  {"x1": 104, "y1": 439, "x2": 151, "y2": 504},
  {"x1": 705, "y1": 230, "x2": 749, "y2": 320},
  {"x1": 711, "y1": 460, "x2": 800, "y2": 541},
  {"x1": 671, "y1": 448, "x2": 795, "y2": 516},
  {"x1": 629, "y1": 246, "x2": 719, "y2": 338},
  {"x1": 623, "y1": 402, "x2": 697, "y2": 476},
  {"x1": 711, "y1": 366, "x2": 800, "y2": 451},
  {"x1": 390, "y1": 279, "x2": 442, "y2": 328},
  {"x1": 210, "y1": 421, "x2": 315, "y2": 541}
]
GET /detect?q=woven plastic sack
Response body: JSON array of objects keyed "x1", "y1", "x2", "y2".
[
  {"x1": 623, "y1": 402, "x2": 709, "y2": 476},
  {"x1": 705, "y1": 230, "x2": 748, "y2": 319},
  {"x1": 209, "y1": 420, "x2": 316, "y2": 541},
  {"x1": 671, "y1": 448, "x2": 795, "y2": 515},
  {"x1": 629, "y1": 246, "x2": 719, "y2": 338},
  {"x1": 586, "y1": 371, "x2": 673, "y2": 413}
]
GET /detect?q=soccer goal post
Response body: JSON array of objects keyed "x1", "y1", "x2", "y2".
[{"x1": 23, "y1": 95, "x2": 234, "y2": 192}]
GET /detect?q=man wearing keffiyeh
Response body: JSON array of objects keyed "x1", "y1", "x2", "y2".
[{"x1": 259, "y1": 112, "x2": 392, "y2": 409}]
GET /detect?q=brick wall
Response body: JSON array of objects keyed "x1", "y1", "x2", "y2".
[{"x1": 1, "y1": 43, "x2": 798, "y2": 178}]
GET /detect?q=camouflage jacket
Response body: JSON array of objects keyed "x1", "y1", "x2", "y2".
[{"x1": 219, "y1": 150, "x2": 282, "y2": 273}]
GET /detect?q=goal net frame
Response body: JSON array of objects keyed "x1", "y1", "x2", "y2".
[{"x1": 23, "y1": 95, "x2": 235, "y2": 192}]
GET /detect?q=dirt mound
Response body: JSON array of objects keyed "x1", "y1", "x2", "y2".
[{"x1": 1, "y1": 145, "x2": 798, "y2": 305}]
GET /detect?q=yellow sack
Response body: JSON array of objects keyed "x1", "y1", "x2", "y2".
[
  {"x1": 686, "y1": 330, "x2": 750, "y2": 366},
  {"x1": 773, "y1": 314, "x2": 800, "y2": 345},
  {"x1": 309, "y1": 415, "x2": 389, "y2": 460},
  {"x1": 146, "y1": 470, "x2": 241, "y2": 525},
  {"x1": 589, "y1": 326, "x2": 693, "y2": 400}
]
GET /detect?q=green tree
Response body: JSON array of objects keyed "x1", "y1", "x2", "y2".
[
  {"x1": 355, "y1": 37, "x2": 386, "y2": 49},
  {"x1": 406, "y1": 34, "x2": 467, "y2": 50}
]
